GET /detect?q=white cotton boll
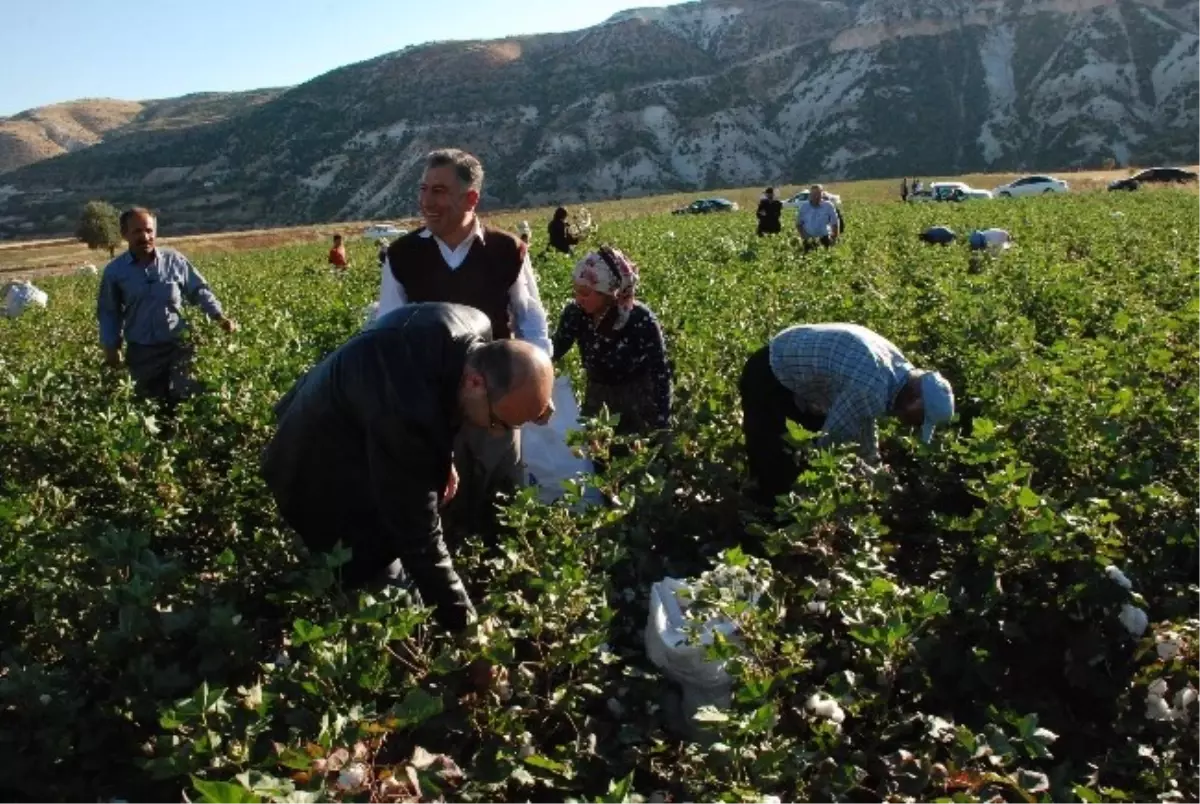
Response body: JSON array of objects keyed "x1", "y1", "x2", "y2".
[
  {"x1": 807, "y1": 601, "x2": 827, "y2": 615},
  {"x1": 1119, "y1": 604, "x2": 1148, "y2": 637},
  {"x1": 816, "y1": 580, "x2": 832, "y2": 597},
  {"x1": 1149, "y1": 679, "x2": 1169, "y2": 697},
  {"x1": 1105, "y1": 565, "x2": 1133, "y2": 590},
  {"x1": 273, "y1": 650, "x2": 292, "y2": 669},
  {"x1": 763, "y1": 797, "x2": 782, "y2": 804},
  {"x1": 39, "y1": 694, "x2": 51, "y2": 705},
  {"x1": 1157, "y1": 638, "x2": 1181, "y2": 661},
  {"x1": 666, "y1": 231, "x2": 676, "y2": 239},
  {"x1": 336, "y1": 763, "x2": 368, "y2": 790},
  {"x1": 1033, "y1": 727, "x2": 1058, "y2": 743},
  {"x1": 1175, "y1": 687, "x2": 1197, "y2": 709},
  {"x1": 1146, "y1": 695, "x2": 1173, "y2": 721},
  {"x1": 806, "y1": 693, "x2": 845, "y2": 723}
]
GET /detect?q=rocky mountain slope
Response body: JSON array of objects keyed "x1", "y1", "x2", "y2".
[
  {"x1": 0, "y1": 90, "x2": 284, "y2": 176},
  {"x1": 1, "y1": 0, "x2": 1195, "y2": 237}
]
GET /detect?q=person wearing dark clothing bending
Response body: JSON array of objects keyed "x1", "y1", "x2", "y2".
[
  {"x1": 547, "y1": 207, "x2": 580, "y2": 255},
  {"x1": 260, "y1": 303, "x2": 554, "y2": 632}
]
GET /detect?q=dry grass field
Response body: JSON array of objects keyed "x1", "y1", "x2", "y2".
[{"x1": 1, "y1": 165, "x2": 1194, "y2": 279}]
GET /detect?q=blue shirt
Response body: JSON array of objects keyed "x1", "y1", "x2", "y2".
[
  {"x1": 798, "y1": 200, "x2": 840, "y2": 238},
  {"x1": 768, "y1": 323, "x2": 913, "y2": 463},
  {"x1": 97, "y1": 248, "x2": 224, "y2": 349}
]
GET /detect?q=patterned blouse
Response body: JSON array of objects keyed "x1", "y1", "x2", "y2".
[{"x1": 551, "y1": 301, "x2": 672, "y2": 428}]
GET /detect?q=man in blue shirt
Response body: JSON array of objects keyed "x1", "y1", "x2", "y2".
[
  {"x1": 796, "y1": 184, "x2": 841, "y2": 251},
  {"x1": 97, "y1": 207, "x2": 237, "y2": 405}
]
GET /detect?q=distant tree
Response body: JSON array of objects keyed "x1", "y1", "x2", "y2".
[
  {"x1": 75, "y1": 200, "x2": 122, "y2": 257},
  {"x1": 1102, "y1": 157, "x2": 1117, "y2": 171}
]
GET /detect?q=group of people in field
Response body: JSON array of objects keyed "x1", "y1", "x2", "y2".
[
  {"x1": 754, "y1": 185, "x2": 844, "y2": 250},
  {"x1": 95, "y1": 148, "x2": 955, "y2": 633}
]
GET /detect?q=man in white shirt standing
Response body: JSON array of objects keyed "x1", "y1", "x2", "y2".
[
  {"x1": 796, "y1": 184, "x2": 841, "y2": 252},
  {"x1": 374, "y1": 148, "x2": 553, "y2": 543}
]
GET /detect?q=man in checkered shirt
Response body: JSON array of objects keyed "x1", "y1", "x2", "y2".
[{"x1": 739, "y1": 323, "x2": 955, "y2": 504}]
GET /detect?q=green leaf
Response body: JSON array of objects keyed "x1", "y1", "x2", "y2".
[
  {"x1": 216, "y1": 548, "x2": 236, "y2": 566},
  {"x1": 291, "y1": 619, "x2": 324, "y2": 645},
  {"x1": 1017, "y1": 487, "x2": 1041, "y2": 508},
  {"x1": 390, "y1": 687, "x2": 443, "y2": 729},
  {"x1": 598, "y1": 771, "x2": 636, "y2": 803},
  {"x1": 1074, "y1": 785, "x2": 1101, "y2": 803},
  {"x1": 190, "y1": 777, "x2": 263, "y2": 803},
  {"x1": 524, "y1": 754, "x2": 570, "y2": 776}
]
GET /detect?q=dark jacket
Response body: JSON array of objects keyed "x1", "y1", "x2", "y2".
[
  {"x1": 756, "y1": 198, "x2": 782, "y2": 233},
  {"x1": 547, "y1": 218, "x2": 578, "y2": 254},
  {"x1": 261, "y1": 302, "x2": 491, "y2": 631}
]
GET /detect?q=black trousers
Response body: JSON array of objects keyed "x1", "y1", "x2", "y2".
[
  {"x1": 739, "y1": 346, "x2": 825, "y2": 503},
  {"x1": 802, "y1": 236, "x2": 834, "y2": 252}
]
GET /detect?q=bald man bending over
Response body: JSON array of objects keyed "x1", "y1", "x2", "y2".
[{"x1": 261, "y1": 303, "x2": 553, "y2": 632}]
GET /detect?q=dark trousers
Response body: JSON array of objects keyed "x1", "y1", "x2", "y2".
[
  {"x1": 286, "y1": 504, "x2": 419, "y2": 597},
  {"x1": 757, "y1": 221, "x2": 781, "y2": 237},
  {"x1": 802, "y1": 236, "x2": 834, "y2": 252},
  {"x1": 126, "y1": 340, "x2": 198, "y2": 405},
  {"x1": 739, "y1": 346, "x2": 825, "y2": 503}
]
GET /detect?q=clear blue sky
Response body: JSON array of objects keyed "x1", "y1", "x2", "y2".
[{"x1": 0, "y1": 0, "x2": 685, "y2": 116}]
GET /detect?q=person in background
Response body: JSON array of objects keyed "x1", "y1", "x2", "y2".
[
  {"x1": 969, "y1": 228, "x2": 1012, "y2": 252},
  {"x1": 548, "y1": 207, "x2": 580, "y2": 255},
  {"x1": 756, "y1": 187, "x2": 783, "y2": 237},
  {"x1": 517, "y1": 220, "x2": 532, "y2": 245},
  {"x1": 919, "y1": 225, "x2": 957, "y2": 246},
  {"x1": 901, "y1": 177, "x2": 909, "y2": 202},
  {"x1": 552, "y1": 246, "x2": 671, "y2": 436},
  {"x1": 796, "y1": 184, "x2": 841, "y2": 251},
  {"x1": 261, "y1": 303, "x2": 554, "y2": 632},
  {"x1": 329, "y1": 234, "x2": 349, "y2": 271},
  {"x1": 913, "y1": 178, "x2": 924, "y2": 194},
  {"x1": 97, "y1": 207, "x2": 237, "y2": 407},
  {"x1": 738, "y1": 322, "x2": 954, "y2": 505},
  {"x1": 377, "y1": 238, "x2": 390, "y2": 267},
  {"x1": 375, "y1": 148, "x2": 553, "y2": 541}
]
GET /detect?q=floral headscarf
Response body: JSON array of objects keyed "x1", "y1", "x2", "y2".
[{"x1": 572, "y1": 246, "x2": 639, "y2": 330}]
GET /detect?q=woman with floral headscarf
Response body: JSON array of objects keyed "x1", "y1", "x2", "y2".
[{"x1": 552, "y1": 245, "x2": 671, "y2": 435}]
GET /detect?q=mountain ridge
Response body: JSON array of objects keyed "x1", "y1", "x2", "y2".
[{"x1": 0, "y1": 0, "x2": 1195, "y2": 237}]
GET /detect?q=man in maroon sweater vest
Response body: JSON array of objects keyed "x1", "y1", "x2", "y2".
[{"x1": 376, "y1": 148, "x2": 553, "y2": 541}]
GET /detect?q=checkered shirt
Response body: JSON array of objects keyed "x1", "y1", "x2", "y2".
[{"x1": 767, "y1": 323, "x2": 913, "y2": 463}]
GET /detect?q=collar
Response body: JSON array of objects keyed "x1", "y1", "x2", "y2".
[
  {"x1": 126, "y1": 248, "x2": 158, "y2": 267},
  {"x1": 419, "y1": 218, "x2": 485, "y2": 248}
]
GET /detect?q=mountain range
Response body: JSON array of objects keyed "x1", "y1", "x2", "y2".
[{"x1": 1, "y1": 0, "x2": 1196, "y2": 237}]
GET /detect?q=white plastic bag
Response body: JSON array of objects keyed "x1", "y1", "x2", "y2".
[
  {"x1": 3, "y1": 281, "x2": 48, "y2": 318},
  {"x1": 645, "y1": 570, "x2": 765, "y2": 729},
  {"x1": 521, "y1": 376, "x2": 601, "y2": 505}
]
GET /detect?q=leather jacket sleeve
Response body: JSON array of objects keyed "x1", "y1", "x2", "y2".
[{"x1": 364, "y1": 412, "x2": 475, "y2": 632}]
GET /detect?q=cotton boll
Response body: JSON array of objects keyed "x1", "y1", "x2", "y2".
[
  {"x1": 1175, "y1": 687, "x2": 1197, "y2": 710},
  {"x1": 1146, "y1": 695, "x2": 1173, "y2": 721},
  {"x1": 806, "y1": 601, "x2": 827, "y2": 615},
  {"x1": 337, "y1": 763, "x2": 368, "y2": 790},
  {"x1": 1149, "y1": 678, "x2": 1169, "y2": 698},
  {"x1": 1033, "y1": 727, "x2": 1058, "y2": 743},
  {"x1": 1119, "y1": 604, "x2": 1148, "y2": 637},
  {"x1": 816, "y1": 580, "x2": 832, "y2": 597},
  {"x1": 1105, "y1": 565, "x2": 1133, "y2": 590},
  {"x1": 1156, "y1": 632, "x2": 1181, "y2": 661},
  {"x1": 806, "y1": 693, "x2": 845, "y2": 723}
]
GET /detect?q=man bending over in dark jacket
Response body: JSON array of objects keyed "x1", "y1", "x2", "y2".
[{"x1": 261, "y1": 302, "x2": 555, "y2": 632}]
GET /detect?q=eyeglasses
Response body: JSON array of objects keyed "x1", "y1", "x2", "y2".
[
  {"x1": 481, "y1": 376, "x2": 554, "y2": 430},
  {"x1": 482, "y1": 376, "x2": 516, "y2": 432}
]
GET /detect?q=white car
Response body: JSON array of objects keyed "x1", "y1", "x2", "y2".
[
  {"x1": 362, "y1": 224, "x2": 407, "y2": 240},
  {"x1": 993, "y1": 175, "x2": 1069, "y2": 198},
  {"x1": 782, "y1": 189, "x2": 842, "y2": 207},
  {"x1": 909, "y1": 182, "x2": 991, "y2": 202}
]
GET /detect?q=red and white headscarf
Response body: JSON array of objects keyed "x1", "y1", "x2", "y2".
[{"x1": 572, "y1": 246, "x2": 639, "y2": 329}]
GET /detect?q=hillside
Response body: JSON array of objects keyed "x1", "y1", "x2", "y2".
[
  {"x1": 0, "y1": 89, "x2": 285, "y2": 174},
  {"x1": 0, "y1": 0, "x2": 1195, "y2": 237}
]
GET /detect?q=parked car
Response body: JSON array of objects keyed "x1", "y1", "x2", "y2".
[
  {"x1": 993, "y1": 175, "x2": 1070, "y2": 197},
  {"x1": 1108, "y1": 167, "x2": 1199, "y2": 192},
  {"x1": 672, "y1": 198, "x2": 740, "y2": 215},
  {"x1": 362, "y1": 224, "x2": 407, "y2": 240},
  {"x1": 782, "y1": 189, "x2": 842, "y2": 207},
  {"x1": 908, "y1": 182, "x2": 990, "y2": 202}
]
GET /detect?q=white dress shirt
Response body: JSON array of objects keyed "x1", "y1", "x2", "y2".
[{"x1": 374, "y1": 220, "x2": 553, "y2": 357}]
